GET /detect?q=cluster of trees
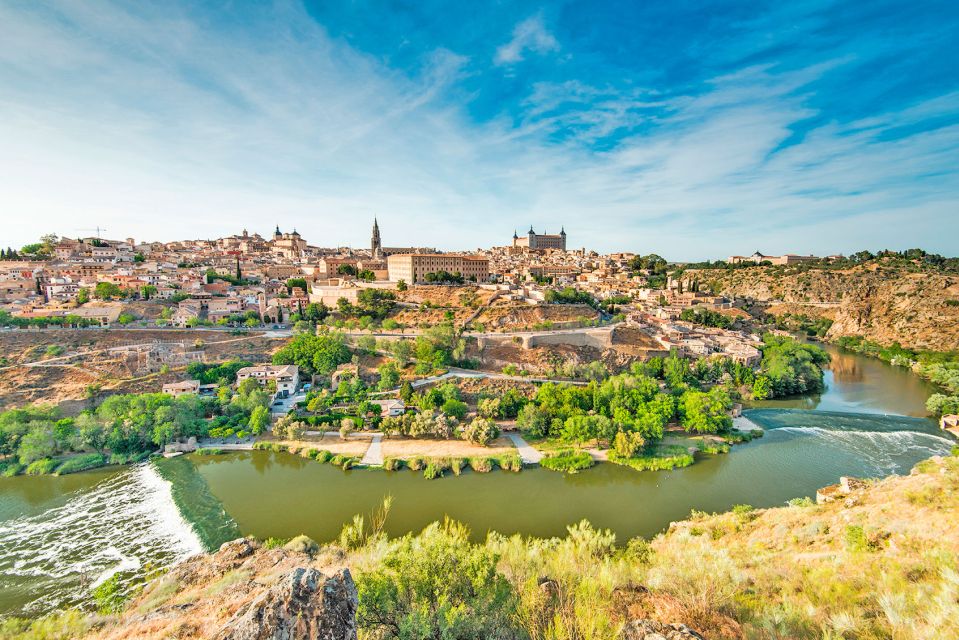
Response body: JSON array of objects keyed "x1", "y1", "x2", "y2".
[
  {"x1": 628, "y1": 253, "x2": 669, "y2": 287},
  {"x1": 679, "y1": 307, "x2": 732, "y2": 329},
  {"x1": 757, "y1": 334, "x2": 830, "y2": 397},
  {"x1": 290, "y1": 302, "x2": 330, "y2": 327},
  {"x1": 544, "y1": 287, "x2": 597, "y2": 306},
  {"x1": 516, "y1": 361, "x2": 734, "y2": 451},
  {"x1": 0, "y1": 310, "x2": 100, "y2": 329},
  {"x1": 272, "y1": 332, "x2": 352, "y2": 375},
  {"x1": 767, "y1": 312, "x2": 834, "y2": 338},
  {"x1": 185, "y1": 360, "x2": 252, "y2": 385},
  {"x1": 380, "y1": 411, "x2": 458, "y2": 439},
  {"x1": 336, "y1": 289, "x2": 397, "y2": 320},
  {"x1": 423, "y1": 270, "x2": 466, "y2": 284},
  {"x1": 0, "y1": 385, "x2": 271, "y2": 472}
]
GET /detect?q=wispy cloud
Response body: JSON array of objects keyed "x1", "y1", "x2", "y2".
[
  {"x1": 494, "y1": 15, "x2": 560, "y2": 65},
  {"x1": 0, "y1": 1, "x2": 956, "y2": 259}
]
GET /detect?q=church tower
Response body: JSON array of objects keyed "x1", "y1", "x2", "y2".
[{"x1": 371, "y1": 218, "x2": 382, "y2": 259}]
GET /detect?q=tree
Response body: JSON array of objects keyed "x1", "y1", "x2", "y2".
[
  {"x1": 752, "y1": 375, "x2": 772, "y2": 400},
  {"x1": 612, "y1": 431, "x2": 645, "y2": 458},
  {"x1": 77, "y1": 288, "x2": 90, "y2": 304},
  {"x1": 377, "y1": 362, "x2": 400, "y2": 390},
  {"x1": 462, "y1": 418, "x2": 499, "y2": 446},
  {"x1": 679, "y1": 387, "x2": 733, "y2": 433},
  {"x1": 441, "y1": 398, "x2": 468, "y2": 420},
  {"x1": 18, "y1": 422, "x2": 58, "y2": 463},
  {"x1": 140, "y1": 285, "x2": 157, "y2": 300},
  {"x1": 396, "y1": 279, "x2": 407, "y2": 291},
  {"x1": 93, "y1": 282, "x2": 123, "y2": 300},
  {"x1": 399, "y1": 381, "x2": 414, "y2": 403},
  {"x1": 516, "y1": 403, "x2": 549, "y2": 438},
  {"x1": 272, "y1": 332, "x2": 351, "y2": 375},
  {"x1": 248, "y1": 405, "x2": 270, "y2": 435}
]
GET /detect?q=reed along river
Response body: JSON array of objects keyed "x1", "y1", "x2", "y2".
[{"x1": 0, "y1": 343, "x2": 954, "y2": 617}]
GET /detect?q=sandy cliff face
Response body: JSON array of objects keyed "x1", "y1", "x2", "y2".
[{"x1": 689, "y1": 265, "x2": 959, "y2": 351}]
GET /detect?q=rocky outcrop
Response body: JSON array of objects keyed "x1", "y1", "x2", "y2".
[
  {"x1": 213, "y1": 567, "x2": 357, "y2": 640},
  {"x1": 688, "y1": 265, "x2": 959, "y2": 351},
  {"x1": 621, "y1": 620, "x2": 705, "y2": 639}
]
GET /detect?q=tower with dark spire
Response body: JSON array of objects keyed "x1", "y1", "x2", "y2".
[{"x1": 371, "y1": 218, "x2": 382, "y2": 259}]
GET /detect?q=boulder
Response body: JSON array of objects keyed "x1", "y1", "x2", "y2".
[
  {"x1": 621, "y1": 619, "x2": 704, "y2": 640},
  {"x1": 213, "y1": 567, "x2": 358, "y2": 640}
]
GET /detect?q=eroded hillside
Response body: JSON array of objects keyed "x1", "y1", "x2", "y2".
[{"x1": 688, "y1": 264, "x2": 959, "y2": 351}]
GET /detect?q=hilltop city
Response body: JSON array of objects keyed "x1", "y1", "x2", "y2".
[{"x1": 0, "y1": 220, "x2": 836, "y2": 368}]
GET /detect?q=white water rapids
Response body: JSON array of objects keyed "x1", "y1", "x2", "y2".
[
  {"x1": 776, "y1": 426, "x2": 954, "y2": 475},
  {"x1": 0, "y1": 463, "x2": 202, "y2": 616}
]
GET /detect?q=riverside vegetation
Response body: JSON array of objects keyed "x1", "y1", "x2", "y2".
[{"x1": 4, "y1": 452, "x2": 958, "y2": 640}]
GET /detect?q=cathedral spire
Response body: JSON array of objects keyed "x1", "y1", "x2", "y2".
[{"x1": 371, "y1": 218, "x2": 382, "y2": 259}]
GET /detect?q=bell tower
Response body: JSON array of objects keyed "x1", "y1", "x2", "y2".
[{"x1": 371, "y1": 218, "x2": 382, "y2": 259}]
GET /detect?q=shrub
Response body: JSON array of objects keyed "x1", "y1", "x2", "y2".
[
  {"x1": 355, "y1": 522, "x2": 521, "y2": 638},
  {"x1": 25, "y1": 458, "x2": 58, "y2": 475},
  {"x1": 787, "y1": 496, "x2": 815, "y2": 507},
  {"x1": 382, "y1": 457, "x2": 403, "y2": 471},
  {"x1": 608, "y1": 445, "x2": 694, "y2": 472},
  {"x1": 496, "y1": 453, "x2": 523, "y2": 472},
  {"x1": 54, "y1": 454, "x2": 105, "y2": 475},
  {"x1": 252, "y1": 441, "x2": 288, "y2": 452},
  {"x1": 1, "y1": 460, "x2": 24, "y2": 477},
  {"x1": 699, "y1": 442, "x2": 730, "y2": 455},
  {"x1": 450, "y1": 457, "x2": 466, "y2": 476},
  {"x1": 263, "y1": 537, "x2": 288, "y2": 549},
  {"x1": 540, "y1": 449, "x2": 593, "y2": 473},
  {"x1": 469, "y1": 457, "x2": 493, "y2": 473},
  {"x1": 845, "y1": 525, "x2": 869, "y2": 552},
  {"x1": 92, "y1": 573, "x2": 128, "y2": 614},
  {"x1": 423, "y1": 461, "x2": 446, "y2": 480},
  {"x1": 330, "y1": 454, "x2": 348, "y2": 467},
  {"x1": 341, "y1": 457, "x2": 359, "y2": 470},
  {"x1": 284, "y1": 535, "x2": 320, "y2": 556},
  {"x1": 314, "y1": 450, "x2": 333, "y2": 463},
  {"x1": 407, "y1": 456, "x2": 427, "y2": 471},
  {"x1": 194, "y1": 448, "x2": 224, "y2": 456}
]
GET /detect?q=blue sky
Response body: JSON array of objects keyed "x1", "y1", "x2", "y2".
[{"x1": 1, "y1": 0, "x2": 957, "y2": 260}]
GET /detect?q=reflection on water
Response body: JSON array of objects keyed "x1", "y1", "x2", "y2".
[
  {"x1": 752, "y1": 342, "x2": 937, "y2": 417},
  {"x1": 190, "y1": 410, "x2": 953, "y2": 549}
]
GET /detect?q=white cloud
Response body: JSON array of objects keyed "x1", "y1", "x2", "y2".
[
  {"x1": 0, "y1": 2, "x2": 956, "y2": 260},
  {"x1": 494, "y1": 15, "x2": 560, "y2": 65}
]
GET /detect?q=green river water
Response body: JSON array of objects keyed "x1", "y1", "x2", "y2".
[{"x1": 0, "y1": 343, "x2": 955, "y2": 617}]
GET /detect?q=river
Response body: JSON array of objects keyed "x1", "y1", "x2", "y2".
[{"x1": 0, "y1": 343, "x2": 954, "y2": 617}]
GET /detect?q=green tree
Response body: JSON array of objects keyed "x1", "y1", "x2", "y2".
[
  {"x1": 377, "y1": 362, "x2": 401, "y2": 390},
  {"x1": 77, "y1": 288, "x2": 90, "y2": 304},
  {"x1": 93, "y1": 282, "x2": 123, "y2": 300},
  {"x1": 272, "y1": 332, "x2": 351, "y2": 375},
  {"x1": 249, "y1": 405, "x2": 270, "y2": 435},
  {"x1": 441, "y1": 398, "x2": 468, "y2": 420}
]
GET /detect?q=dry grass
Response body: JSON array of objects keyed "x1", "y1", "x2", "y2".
[
  {"x1": 380, "y1": 436, "x2": 515, "y2": 458},
  {"x1": 282, "y1": 435, "x2": 372, "y2": 456}
]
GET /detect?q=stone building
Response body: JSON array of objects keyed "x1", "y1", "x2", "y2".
[
  {"x1": 513, "y1": 226, "x2": 567, "y2": 251},
  {"x1": 387, "y1": 253, "x2": 490, "y2": 283},
  {"x1": 271, "y1": 227, "x2": 307, "y2": 259}
]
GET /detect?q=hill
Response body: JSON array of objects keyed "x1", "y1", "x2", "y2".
[{"x1": 685, "y1": 261, "x2": 959, "y2": 352}]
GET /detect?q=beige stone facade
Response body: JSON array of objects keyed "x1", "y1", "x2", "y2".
[
  {"x1": 387, "y1": 253, "x2": 490, "y2": 283},
  {"x1": 512, "y1": 226, "x2": 567, "y2": 251}
]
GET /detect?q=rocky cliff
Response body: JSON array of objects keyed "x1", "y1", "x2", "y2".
[
  {"x1": 86, "y1": 538, "x2": 358, "y2": 640},
  {"x1": 688, "y1": 264, "x2": 959, "y2": 351}
]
